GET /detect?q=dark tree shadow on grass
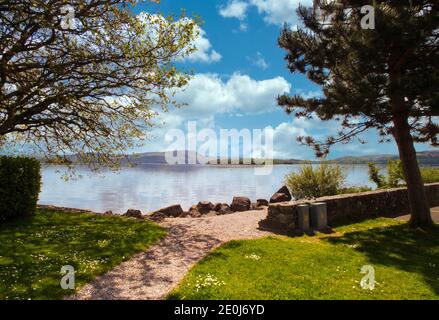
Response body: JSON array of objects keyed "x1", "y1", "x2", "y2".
[{"x1": 323, "y1": 224, "x2": 439, "y2": 295}]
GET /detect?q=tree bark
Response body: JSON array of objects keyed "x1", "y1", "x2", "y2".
[{"x1": 393, "y1": 115, "x2": 433, "y2": 228}]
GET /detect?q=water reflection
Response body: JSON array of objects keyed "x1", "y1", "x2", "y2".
[{"x1": 39, "y1": 164, "x2": 375, "y2": 213}]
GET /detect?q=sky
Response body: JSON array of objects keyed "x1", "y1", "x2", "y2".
[{"x1": 131, "y1": 0, "x2": 437, "y2": 160}]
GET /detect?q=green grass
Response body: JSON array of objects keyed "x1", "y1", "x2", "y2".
[
  {"x1": 169, "y1": 218, "x2": 439, "y2": 300},
  {"x1": 0, "y1": 208, "x2": 166, "y2": 300}
]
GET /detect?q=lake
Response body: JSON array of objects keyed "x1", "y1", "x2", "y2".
[{"x1": 39, "y1": 164, "x2": 377, "y2": 213}]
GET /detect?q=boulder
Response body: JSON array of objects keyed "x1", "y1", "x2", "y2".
[
  {"x1": 189, "y1": 208, "x2": 202, "y2": 218},
  {"x1": 251, "y1": 203, "x2": 265, "y2": 211},
  {"x1": 276, "y1": 185, "x2": 290, "y2": 196},
  {"x1": 188, "y1": 205, "x2": 199, "y2": 217},
  {"x1": 148, "y1": 211, "x2": 167, "y2": 222},
  {"x1": 155, "y1": 204, "x2": 184, "y2": 217},
  {"x1": 213, "y1": 202, "x2": 229, "y2": 211},
  {"x1": 269, "y1": 186, "x2": 292, "y2": 203},
  {"x1": 179, "y1": 211, "x2": 190, "y2": 218},
  {"x1": 205, "y1": 211, "x2": 218, "y2": 217},
  {"x1": 230, "y1": 196, "x2": 251, "y2": 212},
  {"x1": 124, "y1": 209, "x2": 142, "y2": 218},
  {"x1": 196, "y1": 201, "x2": 214, "y2": 214},
  {"x1": 270, "y1": 193, "x2": 291, "y2": 203},
  {"x1": 256, "y1": 199, "x2": 269, "y2": 207},
  {"x1": 103, "y1": 210, "x2": 114, "y2": 216},
  {"x1": 216, "y1": 203, "x2": 232, "y2": 215}
]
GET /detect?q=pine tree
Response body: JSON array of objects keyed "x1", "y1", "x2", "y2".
[{"x1": 278, "y1": 0, "x2": 438, "y2": 228}]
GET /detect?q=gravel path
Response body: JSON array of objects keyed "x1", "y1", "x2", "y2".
[{"x1": 68, "y1": 209, "x2": 271, "y2": 300}]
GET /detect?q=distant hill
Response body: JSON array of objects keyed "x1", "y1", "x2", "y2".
[
  {"x1": 46, "y1": 149, "x2": 439, "y2": 166},
  {"x1": 332, "y1": 150, "x2": 439, "y2": 165},
  {"x1": 121, "y1": 150, "x2": 204, "y2": 165},
  {"x1": 114, "y1": 149, "x2": 439, "y2": 166}
]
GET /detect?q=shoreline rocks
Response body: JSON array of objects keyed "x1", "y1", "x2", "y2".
[
  {"x1": 256, "y1": 199, "x2": 269, "y2": 207},
  {"x1": 92, "y1": 193, "x2": 274, "y2": 222},
  {"x1": 124, "y1": 209, "x2": 142, "y2": 218},
  {"x1": 196, "y1": 201, "x2": 214, "y2": 214},
  {"x1": 147, "y1": 204, "x2": 184, "y2": 221},
  {"x1": 156, "y1": 204, "x2": 184, "y2": 217},
  {"x1": 231, "y1": 196, "x2": 251, "y2": 212},
  {"x1": 270, "y1": 186, "x2": 292, "y2": 203},
  {"x1": 216, "y1": 203, "x2": 232, "y2": 215}
]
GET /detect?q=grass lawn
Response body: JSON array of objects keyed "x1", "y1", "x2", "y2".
[
  {"x1": 0, "y1": 208, "x2": 166, "y2": 300},
  {"x1": 169, "y1": 218, "x2": 439, "y2": 300}
]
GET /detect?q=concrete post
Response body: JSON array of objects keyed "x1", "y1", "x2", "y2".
[
  {"x1": 310, "y1": 202, "x2": 328, "y2": 229},
  {"x1": 297, "y1": 204, "x2": 310, "y2": 231}
]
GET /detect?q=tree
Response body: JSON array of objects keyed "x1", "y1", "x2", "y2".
[
  {"x1": 0, "y1": 0, "x2": 198, "y2": 168},
  {"x1": 277, "y1": 1, "x2": 438, "y2": 228}
]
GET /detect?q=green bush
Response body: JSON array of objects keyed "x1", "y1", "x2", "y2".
[
  {"x1": 0, "y1": 156, "x2": 41, "y2": 221},
  {"x1": 420, "y1": 167, "x2": 439, "y2": 183},
  {"x1": 367, "y1": 162, "x2": 386, "y2": 188},
  {"x1": 285, "y1": 162, "x2": 346, "y2": 199},
  {"x1": 368, "y1": 160, "x2": 439, "y2": 188},
  {"x1": 338, "y1": 186, "x2": 372, "y2": 195},
  {"x1": 368, "y1": 160, "x2": 405, "y2": 188}
]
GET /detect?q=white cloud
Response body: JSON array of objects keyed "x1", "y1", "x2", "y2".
[
  {"x1": 173, "y1": 73, "x2": 291, "y2": 118},
  {"x1": 185, "y1": 27, "x2": 222, "y2": 64},
  {"x1": 141, "y1": 73, "x2": 291, "y2": 150},
  {"x1": 219, "y1": 0, "x2": 249, "y2": 20},
  {"x1": 219, "y1": 0, "x2": 313, "y2": 28},
  {"x1": 239, "y1": 22, "x2": 248, "y2": 31},
  {"x1": 294, "y1": 89, "x2": 322, "y2": 99},
  {"x1": 250, "y1": 0, "x2": 313, "y2": 26},
  {"x1": 248, "y1": 52, "x2": 269, "y2": 70},
  {"x1": 271, "y1": 116, "x2": 340, "y2": 159}
]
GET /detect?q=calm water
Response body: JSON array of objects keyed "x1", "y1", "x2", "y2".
[{"x1": 39, "y1": 164, "x2": 375, "y2": 213}]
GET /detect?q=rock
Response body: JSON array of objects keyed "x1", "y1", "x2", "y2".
[
  {"x1": 269, "y1": 186, "x2": 292, "y2": 203},
  {"x1": 256, "y1": 199, "x2": 269, "y2": 207},
  {"x1": 154, "y1": 204, "x2": 184, "y2": 217},
  {"x1": 188, "y1": 205, "x2": 200, "y2": 217},
  {"x1": 179, "y1": 211, "x2": 190, "y2": 218},
  {"x1": 148, "y1": 211, "x2": 167, "y2": 222},
  {"x1": 205, "y1": 211, "x2": 218, "y2": 217},
  {"x1": 124, "y1": 209, "x2": 142, "y2": 218},
  {"x1": 276, "y1": 185, "x2": 290, "y2": 195},
  {"x1": 251, "y1": 203, "x2": 265, "y2": 210},
  {"x1": 230, "y1": 196, "x2": 251, "y2": 212},
  {"x1": 103, "y1": 210, "x2": 113, "y2": 216},
  {"x1": 270, "y1": 193, "x2": 291, "y2": 203},
  {"x1": 189, "y1": 208, "x2": 202, "y2": 218},
  {"x1": 196, "y1": 201, "x2": 214, "y2": 214},
  {"x1": 213, "y1": 203, "x2": 229, "y2": 212},
  {"x1": 217, "y1": 203, "x2": 232, "y2": 215}
]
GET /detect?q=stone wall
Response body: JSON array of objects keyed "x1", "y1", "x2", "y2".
[{"x1": 259, "y1": 183, "x2": 439, "y2": 232}]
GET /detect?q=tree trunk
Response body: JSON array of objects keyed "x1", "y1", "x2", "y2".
[{"x1": 393, "y1": 115, "x2": 433, "y2": 228}]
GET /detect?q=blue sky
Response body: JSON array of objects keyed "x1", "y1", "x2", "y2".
[{"x1": 131, "y1": 0, "x2": 436, "y2": 160}]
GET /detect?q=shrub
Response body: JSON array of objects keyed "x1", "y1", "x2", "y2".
[
  {"x1": 338, "y1": 186, "x2": 372, "y2": 195},
  {"x1": 285, "y1": 162, "x2": 345, "y2": 199},
  {"x1": 368, "y1": 160, "x2": 405, "y2": 188},
  {"x1": 420, "y1": 167, "x2": 439, "y2": 183},
  {"x1": 0, "y1": 156, "x2": 41, "y2": 221},
  {"x1": 368, "y1": 160, "x2": 439, "y2": 188},
  {"x1": 367, "y1": 162, "x2": 386, "y2": 188}
]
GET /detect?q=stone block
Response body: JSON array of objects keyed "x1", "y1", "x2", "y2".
[
  {"x1": 310, "y1": 202, "x2": 328, "y2": 229},
  {"x1": 297, "y1": 204, "x2": 310, "y2": 231}
]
